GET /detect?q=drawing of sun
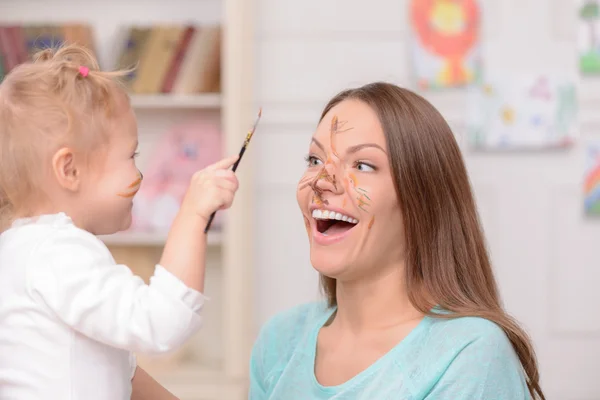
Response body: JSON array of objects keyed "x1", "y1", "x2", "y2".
[
  {"x1": 410, "y1": 0, "x2": 479, "y2": 87},
  {"x1": 501, "y1": 107, "x2": 515, "y2": 125}
]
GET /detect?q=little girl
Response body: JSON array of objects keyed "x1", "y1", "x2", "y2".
[{"x1": 0, "y1": 44, "x2": 239, "y2": 399}]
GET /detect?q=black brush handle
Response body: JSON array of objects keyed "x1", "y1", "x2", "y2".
[
  {"x1": 203, "y1": 146, "x2": 248, "y2": 233},
  {"x1": 203, "y1": 213, "x2": 216, "y2": 234}
]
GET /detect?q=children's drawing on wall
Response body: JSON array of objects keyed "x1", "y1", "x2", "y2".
[
  {"x1": 584, "y1": 142, "x2": 600, "y2": 216},
  {"x1": 131, "y1": 116, "x2": 223, "y2": 232},
  {"x1": 409, "y1": 0, "x2": 481, "y2": 90},
  {"x1": 579, "y1": 0, "x2": 600, "y2": 74},
  {"x1": 466, "y1": 75, "x2": 578, "y2": 150}
]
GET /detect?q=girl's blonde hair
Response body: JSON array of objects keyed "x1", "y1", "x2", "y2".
[{"x1": 0, "y1": 43, "x2": 132, "y2": 230}]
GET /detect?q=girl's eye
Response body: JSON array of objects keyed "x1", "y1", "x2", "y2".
[
  {"x1": 132, "y1": 151, "x2": 140, "y2": 159},
  {"x1": 356, "y1": 161, "x2": 375, "y2": 172},
  {"x1": 304, "y1": 155, "x2": 323, "y2": 167}
]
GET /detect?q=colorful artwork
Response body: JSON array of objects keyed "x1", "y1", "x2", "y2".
[
  {"x1": 584, "y1": 143, "x2": 600, "y2": 216},
  {"x1": 579, "y1": 0, "x2": 600, "y2": 74},
  {"x1": 466, "y1": 75, "x2": 578, "y2": 150},
  {"x1": 409, "y1": 0, "x2": 481, "y2": 89},
  {"x1": 131, "y1": 116, "x2": 223, "y2": 232}
]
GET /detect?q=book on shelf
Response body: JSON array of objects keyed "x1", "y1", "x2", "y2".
[
  {"x1": 116, "y1": 24, "x2": 221, "y2": 95},
  {"x1": 0, "y1": 23, "x2": 221, "y2": 98},
  {"x1": 0, "y1": 24, "x2": 96, "y2": 80}
]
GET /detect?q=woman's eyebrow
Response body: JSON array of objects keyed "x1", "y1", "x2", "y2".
[
  {"x1": 311, "y1": 137, "x2": 326, "y2": 153},
  {"x1": 346, "y1": 143, "x2": 387, "y2": 155}
]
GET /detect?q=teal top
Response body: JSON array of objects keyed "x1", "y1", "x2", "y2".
[{"x1": 249, "y1": 302, "x2": 531, "y2": 399}]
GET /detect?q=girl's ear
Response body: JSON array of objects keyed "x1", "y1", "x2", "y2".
[{"x1": 51, "y1": 147, "x2": 81, "y2": 192}]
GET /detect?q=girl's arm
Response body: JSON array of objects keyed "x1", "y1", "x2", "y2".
[
  {"x1": 131, "y1": 367, "x2": 178, "y2": 400},
  {"x1": 26, "y1": 155, "x2": 239, "y2": 354},
  {"x1": 158, "y1": 154, "x2": 238, "y2": 293}
]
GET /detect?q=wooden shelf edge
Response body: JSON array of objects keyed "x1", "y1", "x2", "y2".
[
  {"x1": 129, "y1": 93, "x2": 221, "y2": 109},
  {"x1": 99, "y1": 231, "x2": 222, "y2": 246}
]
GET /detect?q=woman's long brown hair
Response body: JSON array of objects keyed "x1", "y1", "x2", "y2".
[{"x1": 318, "y1": 82, "x2": 544, "y2": 399}]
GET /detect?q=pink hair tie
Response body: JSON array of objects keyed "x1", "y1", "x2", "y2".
[{"x1": 78, "y1": 66, "x2": 89, "y2": 77}]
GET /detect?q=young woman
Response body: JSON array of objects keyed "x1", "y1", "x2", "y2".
[{"x1": 249, "y1": 82, "x2": 544, "y2": 399}]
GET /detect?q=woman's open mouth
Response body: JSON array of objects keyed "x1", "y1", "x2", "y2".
[{"x1": 312, "y1": 209, "x2": 358, "y2": 240}]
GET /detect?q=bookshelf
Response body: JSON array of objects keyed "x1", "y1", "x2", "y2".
[
  {"x1": 0, "y1": 0, "x2": 255, "y2": 399},
  {"x1": 129, "y1": 93, "x2": 221, "y2": 109}
]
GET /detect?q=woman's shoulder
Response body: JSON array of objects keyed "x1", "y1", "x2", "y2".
[
  {"x1": 427, "y1": 313, "x2": 513, "y2": 345},
  {"x1": 419, "y1": 313, "x2": 523, "y2": 372},
  {"x1": 412, "y1": 314, "x2": 530, "y2": 398}
]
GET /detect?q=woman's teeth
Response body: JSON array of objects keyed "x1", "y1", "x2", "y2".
[{"x1": 311, "y1": 209, "x2": 358, "y2": 224}]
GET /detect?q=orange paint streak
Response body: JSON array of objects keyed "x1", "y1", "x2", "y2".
[
  {"x1": 118, "y1": 190, "x2": 138, "y2": 199},
  {"x1": 117, "y1": 175, "x2": 142, "y2": 198},
  {"x1": 330, "y1": 115, "x2": 339, "y2": 158},
  {"x1": 368, "y1": 216, "x2": 375, "y2": 229},
  {"x1": 342, "y1": 198, "x2": 347, "y2": 208},
  {"x1": 126, "y1": 177, "x2": 142, "y2": 189},
  {"x1": 348, "y1": 173, "x2": 358, "y2": 187}
]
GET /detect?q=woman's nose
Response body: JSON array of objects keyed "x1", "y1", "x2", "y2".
[{"x1": 313, "y1": 163, "x2": 343, "y2": 194}]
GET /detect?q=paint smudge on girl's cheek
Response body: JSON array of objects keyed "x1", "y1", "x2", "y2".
[
  {"x1": 368, "y1": 215, "x2": 375, "y2": 229},
  {"x1": 342, "y1": 198, "x2": 347, "y2": 208},
  {"x1": 117, "y1": 175, "x2": 143, "y2": 198}
]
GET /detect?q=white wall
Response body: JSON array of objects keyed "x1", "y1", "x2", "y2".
[{"x1": 253, "y1": 0, "x2": 600, "y2": 398}]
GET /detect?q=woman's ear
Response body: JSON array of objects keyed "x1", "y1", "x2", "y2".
[{"x1": 51, "y1": 147, "x2": 81, "y2": 192}]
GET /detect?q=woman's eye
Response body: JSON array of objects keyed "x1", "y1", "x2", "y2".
[
  {"x1": 356, "y1": 162, "x2": 375, "y2": 172},
  {"x1": 305, "y1": 155, "x2": 323, "y2": 167}
]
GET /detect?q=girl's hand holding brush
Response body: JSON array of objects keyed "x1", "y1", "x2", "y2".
[
  {"x1": 181, "y1": 154, "x2": 240, "y2": 222},
  {"x1": 159, "y1": 154, "x2": 240, "y2": 293}
]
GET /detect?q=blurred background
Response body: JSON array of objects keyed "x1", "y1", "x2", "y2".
[{"x1": 0, "y1": 0, "x2": 598, "y2": 399}]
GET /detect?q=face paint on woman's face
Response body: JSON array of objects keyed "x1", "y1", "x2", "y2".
[
  {"x1": 296, "y1": 100, "x2": 405, "y2": 280},
  {"x1": 298, "y1": 115, "x2": 354, "y2": 206},
  {"x1": 347, "y1": 172, "x2": 372, "y2": 212}
]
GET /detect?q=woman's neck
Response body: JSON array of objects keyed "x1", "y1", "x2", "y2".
[{"x1": 331, "y1": 263, "x2": 423, "y2": 333}]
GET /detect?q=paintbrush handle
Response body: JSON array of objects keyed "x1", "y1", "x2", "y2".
[
  {"x1": 204, "y1": 145, "x2": 248, "y2": 233},
  {"x1": 204, "y1": 107, "x2": 261, "y2": 234},
  {"x1": 203, "y1": 212, "x2": 216, "y2": 234},
  {"x1": 231, "y1": 146, "x2": 246, "y2": 172}
]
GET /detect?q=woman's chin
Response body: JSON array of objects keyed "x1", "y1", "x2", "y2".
[{"x1": 310, "y1": 251, "x2": 349, "y2": 278}]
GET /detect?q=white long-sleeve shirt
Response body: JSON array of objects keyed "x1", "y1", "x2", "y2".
[{"x1": 0, "y1": 213, "x2": 206, "y2": 399}]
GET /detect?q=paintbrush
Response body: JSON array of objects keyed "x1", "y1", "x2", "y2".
[{"x1": 204, "y1": 108, "x2": 262, "y2": 233}]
